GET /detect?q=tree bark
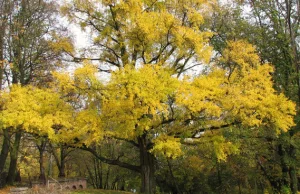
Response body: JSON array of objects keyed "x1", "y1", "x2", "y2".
[
  {"x1": 58, "y1": 146, "x2": 66, "y2": 178},
  {"x1": 0, "y1": 0, "x2": 8, "y2": 91},
  {"x1": 288, "y1": 143, "x2": 298, "y2": 194},
  {"x1": 278, "y1": 144, "x2": 290, "y2": 191},
  {"x1": 0, "y1": 20, "x2": 4, "y2": 91},
  {"x1": 0, "y1": 1, "x2": 9, "y2": 184},
  {"x1": 0, "y1": 128, "x2": 10, "y2": 173},
  {"x1": 138, "y1": 135, "x2": 155, "y2": 194},
  {"x1": 39, "y1": 151, "x2": 46, "y2": 184},
  {"x1": 36, "y1": 140, "x2": 47, "y2": 184},
  {"x1": 104, "y1": 167, "x2": 110, "y2": 189},
  {"x1": 6, "y1": 131, "x2": 22, "y2": 185},
  {"x1": 49, "y1": 144, "x2": 67, "y2": 178},
  {"x1": 289, "y1": 165, "x2": 298, "y2": 194}
]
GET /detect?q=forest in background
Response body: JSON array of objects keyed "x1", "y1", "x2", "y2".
[{"x1": 0, "y1": 0, "x2": 299, "y2": 193}]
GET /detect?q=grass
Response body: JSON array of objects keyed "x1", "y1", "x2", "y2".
[{"x1": 70, "y1": 189, "x2": 133, "y2": 194}]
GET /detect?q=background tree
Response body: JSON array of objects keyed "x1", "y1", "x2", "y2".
[
  {"x1": 0, "y1": 0, "x2": 74, "y2": 186},
  {"x1": 207, "y1": 1, "x2": 300, "y2": 192}
]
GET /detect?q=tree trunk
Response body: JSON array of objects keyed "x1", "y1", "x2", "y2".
[
  {"x1": 0, "y1": 2, "x2": 8, "y2": 186},
  {"x1": 104, "y1": 167, "x2": 110, "y2": 189},
  {"x1": 278, "y1": 144, "x2": 290, "y2": 191},
  {"x1": 39, "y1": 155, "x2": 46, "y2": 184},
  {"x1": 6, "y1": 131, "x2": 22, "y2": 185},
  {"x1": 37, "y1": 140, "x2": 46, "y2": 184},
  {"x1": 50, "y1": 143, "x2": 67, "y2": 178},
  {"x1": 0, "y1": 0, "x2": 7, "y2": 91},
  {"x1": 58, "y1": 147, "x2": 66, "y2": 178},
  {"x1": 0, "y1": 128, "x2": 10, "y2": 173},
  {"x1": 138, "y1": 135, "x2": 155, "y2": 194},
  {"x1": 98, "y1": 160, "x2": 103, "y2": 189},
  {"x1": 289, "y1": 165, "x2": 298, "y2": 194},
  {"x1": 0, "y1": 29, "x2": 4, "y2": 90},
  {"x1": 289, "y1": 142, "x2": 298, "y2": 194}
]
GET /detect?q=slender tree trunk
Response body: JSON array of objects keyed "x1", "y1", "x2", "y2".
[
  {"x1": 278, "y1": 144, "x2": 290, "y2": 191},
  {"x1": 288, "y1": 141, "x2": 298, "y2": 194},
  {"x1": 37, "y1": 140, "x2": 46, "y2": 184},
  {"x1": 104, "y1": 167, "x2": 110, "y2": 189},
  {"x1": 50, "y1": 144, "x2": 67, "y2": 178},
  {"x1": 0, "y1": 129, "x2": 10, "y2": 173},
  {"x1": 217, "y1": 162, "x2": 222, "y2": 191},
  {"x1": 0, "y1": 19, "x2": 4, "y2": 91},
  {"x1": 6, "y1": 131, "x2": 22, "y2": 185},
  {"x1": 0, "y1": 128, "x2": 10, "y2": 188},
  {"x1": 39, "y1": 152, "x2": 46, "y2": 184},
  {"x1": 98, "y1": 160, "x2": 103, "y2": 189},
  {"x1": 0, "y1": 2, "x2": 8, "y2": 185},
  {"x1": 289, "y1": 165, "x2": 298, "y2": 194},
  {"x1": 58, "y1": 147, "x2": 66, "y2": 178},
  {"x1": 167, "y1": 158, "x2": 181, "y2": 194},
  {"x1": 138, "y1": 135, "x2": 155, "y2": 194},
  {"x1": 93, "y1": 158, "x2": 98, "y2": 188}
]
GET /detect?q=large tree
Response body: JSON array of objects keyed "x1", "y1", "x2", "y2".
[
  {"x1": 53, "y1": 1, "x2": 297, "y2": 193},
  {"x1": 50, "y1": 49, "x2": 295, "y2": 194}
]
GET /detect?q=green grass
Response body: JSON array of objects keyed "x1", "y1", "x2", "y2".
[{"x1": 70, "y1": 189, "x2": 133, "y2": 194}]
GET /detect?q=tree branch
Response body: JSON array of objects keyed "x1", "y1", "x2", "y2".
[
  {"x1": 80, "y1": 145, "x2": 141, "y2": 173},
  {"x1": 191, "y1": 122, "x2": 241, "y2": 138}
]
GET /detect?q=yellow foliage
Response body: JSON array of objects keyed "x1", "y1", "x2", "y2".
[
  {"x1": 48, "y1": 34, "x2": 74, "y2": 55},
  {"x1": 211, "y1": 135, "x2": 239, "y2": 161},
  {"x1": 221, "y1": 41, "x2": 296, "y2": 132},
  {"x1": 151, "y1": 135, "x2": 182, "y2": 159},
  {"x1": 221, "y1": 40, "x2": 261, "y2": 72},
  {"x1": 0, "y1": 85, "x2": 73, "y2": 141},
  {"x1": 0, "y1": 33, "x2": 296, "y2": 162},
  {"x1": 19, "y1": 152, "x2": 40, "y2": 179},
  {"x1": 51, "y1": 62, "x2": 104, "y2": 144},
  {"x1": 62, "y1": 0, "x2": 213, "y2": 66},
  {"x1": 72, "y1": 108, "x2": 103, "y2": 146},
  {"x1": 177, "y1": 41, "x2": 295, "y2": 133},
  {"x1": 102, "y1": 65, "x2": 179, "y2": 139},
  {"x1": 52, "y1": 62, "x2": 102, "y2": 100}
]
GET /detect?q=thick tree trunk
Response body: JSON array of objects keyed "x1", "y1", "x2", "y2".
[
  {"x1": 6, "y1": 131, "x2": 22, "y2": 185},
  {"x1": 138, "y1": 135, "x2": 155, "y2": 194}
]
